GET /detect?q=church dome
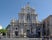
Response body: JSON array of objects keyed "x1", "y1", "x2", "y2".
[
  {"x1": 11, "y1": 18, "x2": 17, "y2": 23},
  {"x1": 10, "y1": 18, "x2": 18, "y2": 26}
]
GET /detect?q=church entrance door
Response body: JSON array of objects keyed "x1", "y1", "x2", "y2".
[{"x1": 15, "y1": 31, "x2": 18, "y2": 36}]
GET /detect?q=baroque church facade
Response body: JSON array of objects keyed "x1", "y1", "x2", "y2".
[{"x1": 6, "y1": 3, "x2": 42, "y2": 38}]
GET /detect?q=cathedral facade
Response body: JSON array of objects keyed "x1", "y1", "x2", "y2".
[{"x1": 6, "y1": 3, "x2": 41, "y2": 38}]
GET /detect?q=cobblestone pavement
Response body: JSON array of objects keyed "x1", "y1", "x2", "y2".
[
  {"x1": 0, "y1": 38, "x2": 42, "y2": 40},
  {"x1": 0, "y1": 38, "x2": 52, "y2": 40}
]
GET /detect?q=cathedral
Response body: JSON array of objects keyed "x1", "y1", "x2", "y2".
[{"x1": 6, "y1": 3, "x2": 42, "y2": 38}]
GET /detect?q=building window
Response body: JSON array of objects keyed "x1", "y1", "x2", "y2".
[
  {"x1": 16, "y1": 28, "x2": 18, "y2": 30},
  {"x1": 27, "y1": 14, "x2": 31, "y2": 21}
]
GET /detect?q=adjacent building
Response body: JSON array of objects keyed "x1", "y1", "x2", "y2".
[{"x1": 42, "y1": 15, "x2": 52, "y2": 38}]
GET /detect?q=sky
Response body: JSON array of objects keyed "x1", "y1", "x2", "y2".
[{"x1": 0, "y1": 0, "x2": 52, "y2": 28}]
